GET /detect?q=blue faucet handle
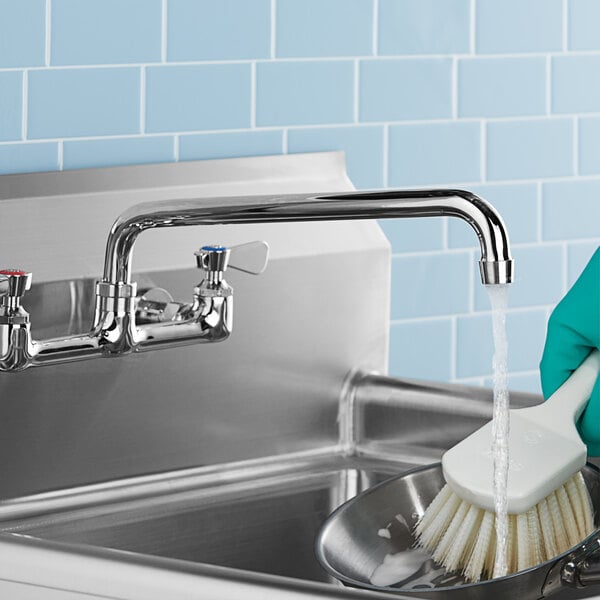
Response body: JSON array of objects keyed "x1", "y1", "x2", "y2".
[{"x1": 195, "y1": 241, "x2": 269, "y2": 276}]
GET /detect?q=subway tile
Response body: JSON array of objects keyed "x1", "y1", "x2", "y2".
[
  {"x1": 287, "y1": 126, "x2": 383, "y2": 189},
  {"x1": 542, "y1": 180, "x2": 600, "y2": 240},
  {"x1": 378, "y1": 0, "x2": 469, "y2": 55},
  {"x1": 28, "y1": 68, "x2": 141, "y2": 139},
  {"x1": 0, "y1": 142, "x2": 59, "y2": 174},
  {"x1": 552, "y1": 56, "x2": 600, "y2": 114},
  {"x1": 568, "y1": 242, "x2": 600, "y2": 288},
  {"x1": 473, "y1": 245, "x2": 564, "y2": 310},
  {"x1": 388, "y1": 121, "x2": 480, "y2": 186},
  {"x1": 379, "y1": 219, "x2": 444, "y2": 253},
  {"x1": 569, "y1": 0, "x2": 600, "y2": 51},
  {"x1": 456, "y1": 309, "x2": 547, "y2": 378},
  {"x1": 0, "y1": 72, "x2": 23, "y2": 141},
  {"x1": 256, "y1": 61, "x2": 353, "y2": 126},
  {"x1": 579, "y1": 118, "x2": 600, "y2": 175},
  {"x1": 389, "y1": 319, "x2": 452, "y2": 381},
  {"x1": 483, "y1": 373, "x2": 542, "y2": 395},
  {"x1": 51, "y1": 0, "x2": 161, "y2": 65},
  {"x1": 0, "y1": 0, "x2": 45, "y2": 67},
  {"x1": 486, "y1": 119, "x2": 573, "y2": 181},
  {"x1": 475, "y1": 0, "x2": 562, "y2": 54},
  {"x1": 146, "y1": 65, "x2": 251, "y2": 133},
  {"x1": 276, "y1": 0, "x2": 372, "y2": 58},
  {"x1": 168, "y1": 0, "x2": 270, "y2": 61},
  {"x1": 458, "y1": 57, "x2": 546, "y2": 118},
  {"x1": 179, "y1": 130, "x2": 283, "y2": 161},
  {"x1": 391, "y1": 252, "x2": 470, "y2": 319},
  {"x1": 448, "y1": 184, "x2": 538, "y2": 248},
  {"x1": 359, "y1": 59, "x2": 452, "y2": 122},
  {"x1": 63, "y1": 137, "x2": 174, "y2": 170}
]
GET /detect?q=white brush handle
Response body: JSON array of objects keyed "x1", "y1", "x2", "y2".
[{"x1": 537, "y1": 349, "x2": 600, "y2": 426}]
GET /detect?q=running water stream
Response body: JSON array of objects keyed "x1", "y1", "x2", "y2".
[{"x1": 487, "y1": 284, "x2": 510, "y2": 578}]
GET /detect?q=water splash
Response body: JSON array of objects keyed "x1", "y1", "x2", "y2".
[{"x1": 487, "y1": 284, "x2": 510, "y2": 578}]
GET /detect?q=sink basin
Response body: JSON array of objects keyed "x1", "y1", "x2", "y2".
[
  {"x1": 0, "y1": 379, "x2": 598, "y2": 600},
  {"x1": 0, "y1": 454, "x2": 415, "y2": 584}
]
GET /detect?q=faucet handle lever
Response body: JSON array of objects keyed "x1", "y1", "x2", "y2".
[
  {"x1": 195, "y1": 241, "x2": 269, "y2": 276},
  {"x1": 228, "y1": 241, "x2": 269, "y2": 275},
  {"x1": 0, "y1": 269, "x2": 32, "y2": 300}
]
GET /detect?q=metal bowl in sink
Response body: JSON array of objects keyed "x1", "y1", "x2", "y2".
[{"x1": 316, "y1": 463, "x2": 600, "y2": 600}]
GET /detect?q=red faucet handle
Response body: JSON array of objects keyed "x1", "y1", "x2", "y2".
[{"x1": 0, "y1": 269, "x2": 32, "y2": 298}]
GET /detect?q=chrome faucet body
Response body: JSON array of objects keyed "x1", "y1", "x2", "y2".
[{"x1": 0, "y1": 188, "x2": 513, "y2": 372}]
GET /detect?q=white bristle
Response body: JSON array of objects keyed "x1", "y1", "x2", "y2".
[{"x1": 415, "y1": 473, "x2": 595, "y2": 583}]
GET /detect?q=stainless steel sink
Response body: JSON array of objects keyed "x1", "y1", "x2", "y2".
[{"x1": 1, "y1": 378, "x2": 598, "y2": 600}]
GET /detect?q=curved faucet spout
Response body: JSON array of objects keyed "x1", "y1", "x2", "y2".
[{"x1": 102, "y1": 188, "x2": 513, "y2": 287}]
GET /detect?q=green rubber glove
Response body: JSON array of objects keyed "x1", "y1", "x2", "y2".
[{"x1": 540, "y1": 247, "x2": 600, "y2": 455}]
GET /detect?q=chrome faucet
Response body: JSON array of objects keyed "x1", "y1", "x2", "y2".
[{"x1": 0, "y1": 189, "x2": 513, "y2": 372}]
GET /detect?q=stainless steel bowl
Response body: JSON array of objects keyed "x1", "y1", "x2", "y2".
[{"x1": 316, "y1": 463, "x2": 600, "y2": 600}]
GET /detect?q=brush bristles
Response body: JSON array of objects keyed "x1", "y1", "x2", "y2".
[{"x1": 415, "y1": 472, "x2": 595, "y2": 583}]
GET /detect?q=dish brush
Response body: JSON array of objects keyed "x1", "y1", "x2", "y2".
[{"x1": 415, "y1": 349, "x2": 600, "y2": 583}]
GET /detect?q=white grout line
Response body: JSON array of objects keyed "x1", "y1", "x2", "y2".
[
  {"x1": 1, "y1": 48, "x2": 600, "y2": 74},
  {"x1": 0, "y1": 48, "x2": 599, "y2": 77},
  {"x1": 21, "y1": 71, "x2": 28, "y2": 140},
  {"x1": 353, "y1": 60, "x2": 359, "y2": 122},
  {"x1": 270, "y1": 0, "x2": 276, "y2": 59},
  {"x1": 161, "y1": 0, "x2": 167, "y2": 62},
  {"x1": 250, "y1": 62, "x2": 257, "y2": 128},
  {"x1": 139, "y1": 67, "x2": 146, "y2": 134},
  {"x1": 45, "y1": 0, "x2": 51, "y2": 66},
  {"x1": 372, "y1": 0, "x2": 379, "y2": 55},
  {"x1": 573, "y1": 116, "x2": 579, "y2": 175},
  {"x1": 562, "y1": 0, "x2": 569, "y2": 52},
  {"x1": 173, "y1": 135, "x2": 179, "y2": 161},
  {"x1": 536, "y1": 182, "x2": 543, "y2": 242},
  {"x1": 469, "y1": 0, "x2": 476, "y2": 54},
  {"x1": 546, "y1": 55, "x2": 552, "y2": 114},
  {"x1": 282, "y1": 128, "x2": 288, "y2": 153}
]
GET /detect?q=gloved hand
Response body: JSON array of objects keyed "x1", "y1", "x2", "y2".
[{"x1": 540, "y1": 247, "x2": 600, "y2": 454}]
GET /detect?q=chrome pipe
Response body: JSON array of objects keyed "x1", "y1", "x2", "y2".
[
  {"x1": 0, "y1": 188, "x2": 513, "y2": 371},
  {"x1": 102, "y1": 189, "x2": 513, "y2": 286}
]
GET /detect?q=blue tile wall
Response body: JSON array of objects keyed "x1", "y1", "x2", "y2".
[
  {"x1": 0, "y1": 71, "x2": 23, "y2": 141},
  {"x1": 1, "y1": 0, "x2": 599, "y2": 393},
  {"x1": 388, "y1": 121, "x2": 480, "y2": 185},
  {"x1": 579, "y1": 118, "x2": 600, "y2": 175},
  {"x1": 458, "y1": 58, "x2": 546, "y2": 118},
  {"x1": 378, "y1": 0, "x2": 470, "y2": 55},
  {"x1": 51, "y1": 0, "x2": 162, "y2": 65},
  {"x1": 569, "y1": 0, "x2": 600, "y2": 51},
  {"x1": 360, "y1": 59, "x2": 452, "y2": 121},
  {"x1": 486, "y1": 119, "x2": 574, "y2": 181},
  {"x1": 146, "y1": 64, "x2": 251, "y2": 132},
  {"x1": 0, "y1": 0, "x2": 46, "y2": 68},
  {"x1": 476, "y1": 0, "x2": 563, "y2": 54},
  {"x1": 256, "y1": 61, "x2": 354, "y2": 126},
  {"x1": 28, "y1": 68, "x2": 141, "y2": 138},
  {"x1": 179, "y1": 130, "x2": 283, "y2": 161},
  {"x1": 276, "y1": 0, "x2": 372, "y2": 58},
  {"x1": 168, "y1": 0, "x2": 271, "y2": 61},
  {"x1": 287, "y1": 126, "x2": 383, "y2": 188},
  {"x1": 63, "y1": 136, "x2": 174, "y2": 170},
  {"x1": 552, "y1": 56, "x2": 600, "y2": 114}
]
